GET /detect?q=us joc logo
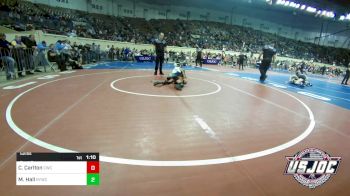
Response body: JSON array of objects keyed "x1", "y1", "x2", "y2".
[{"x1": 284, "y1": 148, "x2": 341, "y2": 189}]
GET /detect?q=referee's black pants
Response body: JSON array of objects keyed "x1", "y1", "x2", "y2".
[
  {"x1": 195, "y1": 57, "x2": 202, "y2": 67},
  {"x1": 259, "y1": 59, "x2": 271, "y2": 82},
  {"x1": 238, "y1": 60, "x2": 244, "y2": 70},
  {"x1": 342, "y1": 73, "x2": 349, "y2": 85},
  {"x1": 155, "y1": 54, "x2": 164, "y2": 74}
]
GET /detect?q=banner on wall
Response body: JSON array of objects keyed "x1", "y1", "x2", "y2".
[
  {"x1": 203, "y1": 58, "x2": 220, "y2": 65},
  {"x1": 135, "y1": 55, "x2": 155, "y2": 62}
]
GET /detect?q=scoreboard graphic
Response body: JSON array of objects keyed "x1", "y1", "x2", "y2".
[{"x1": 16, "y1": 152, "x2": 99, "y2": 186}]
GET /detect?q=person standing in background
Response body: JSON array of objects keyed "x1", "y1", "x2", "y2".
[
  {"x1": 109, "y1": 45, "x2": 115, "y2": 61},
  {"x1": 21, "y1": 34, "x2": 38, "y2": 74},
  {"x1": 61, "y1": 40, "x2": 72, "y2": 65},
  {"x1": 11, "y1": 35, "x2": 26, "y2": 77},
  {"x1": 153, "y1": 32, "x2": 166, "y2": 75},
  {"x1": 0, "y1": 33, "x2": 15, "y2": 80},
  {"x1": 53, "y1": 40, "x2": 66, "y2": 71},
  {"x1": 341, "y1": 66, "x2": 350, "y2": 85},
  {"x1": 238, "y1": 52, "x2": 247, "y2": 70},
  {"x1": 195, "y1": 46, "x2": 203, "y2": 67},
  {"x1": 35, "y1": 41, "x2": 50, "y2": 71},
  {"x1": 96, "y1": 44, "x2": 101, "y2": 61},
  {"x1": 123, "y1": 47, "x2": 130, "y2": 61}
]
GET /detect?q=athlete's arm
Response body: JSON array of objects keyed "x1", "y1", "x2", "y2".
[
  {"x1": 272, "y1": 54, "x2": 276, "y2": 63},
  {"x1": 258, "y1": 52, "x2": 262, "y2": 61}
]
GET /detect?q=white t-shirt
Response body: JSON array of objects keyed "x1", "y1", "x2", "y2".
[{"x1": 172, "y1": 67, "x2": 182, "y2": 74}]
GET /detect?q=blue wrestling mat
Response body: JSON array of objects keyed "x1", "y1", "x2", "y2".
[{"x1": 225, "y1": 72, "x2": 350, "y2": 110}]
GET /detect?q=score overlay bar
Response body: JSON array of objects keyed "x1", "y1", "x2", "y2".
[{"x1": 16, "y1": 152, "x2": 99, "y2": 186}]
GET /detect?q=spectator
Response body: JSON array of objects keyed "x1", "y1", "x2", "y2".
[
  {"x1": 69, "y1": 48, "x2": 83, "y2": 69},
  {"x1": 0, "y1": 0, "x2": 349, "y2": 68},
  {"x1": 47, "y1": 43, "x2": 62, "y2": 69},
  {"x1": 0, "y1": 33, "x2": 15, "y2": 80},
  {"x1": 109, "y1": 45, "x2": 115, "y2": 60},
  {"x1": 35, "y1": 41, "x2": 50, "y2": 71},
  {"x1": 11, "y1": 35, "x2": 26, "y2": 77},
  {"x1": 21, "y1": 34, "x2": 37, "y2": 74},
  {"x1": 341, "y1": 66, "x2": 350, "y2": 85},
  {"x1": 96, "y1": 44, "x2": 101, "y2": 61},
  {"x1": 53, "y1": 40, "x2": 67, "y2": 71},
  {"x1": 238, "y1": 52, "x2": 247, "y2": 70}
]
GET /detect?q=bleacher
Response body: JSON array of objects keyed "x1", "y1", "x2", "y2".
[{"x1": 0, "y1": 0, "x2": 349, "y2": 82}]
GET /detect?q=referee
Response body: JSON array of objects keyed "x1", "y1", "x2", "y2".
[
  {"x1": 153, "y1": 32, "x2": 167, "y2": 75},
  {"x1": 258, "y1": 44, "x2": 276, "y2": 82},
  {"x1": 195, "y1": 45, "x2": 203, "y2": 67},
  {"x1": 341, "y1": 66, "x2": 350, "y2": 85},
  {"x1": 238, "y1": 52, "x2": 247, "y2": 70}
]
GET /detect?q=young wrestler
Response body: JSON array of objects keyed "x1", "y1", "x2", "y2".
[{"x1": 154, "y1": 62, "x2": 187, "y2": 90}]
